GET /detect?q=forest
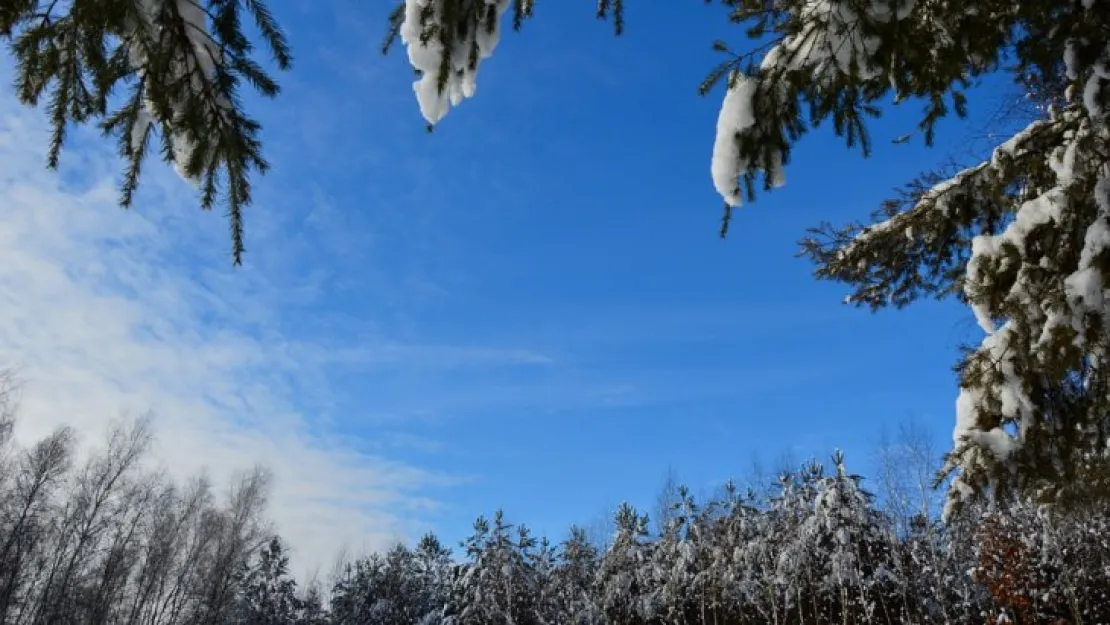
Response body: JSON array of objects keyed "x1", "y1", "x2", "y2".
[{"x1": 4, "y1": 381, "x2": 1109, "y2": 625}]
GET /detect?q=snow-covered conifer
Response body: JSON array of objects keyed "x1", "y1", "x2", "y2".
[
  {"x1": 650, "y1": 486, "x2": 702, "y2": 624},
  {"x1": 413, "y1": 533, "x2": 455, "y2": 625},
  {"x1": 597, "y1": 502, "x2": 655, "y2": 625},
  {"x1": 551, "y1": 526, "x2": 603, "y2": 625},
  {"x1": 453, "y1": 510, "x2": 540, "y2": 625}
]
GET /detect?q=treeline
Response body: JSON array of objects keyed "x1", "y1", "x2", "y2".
[
  {"x1": 0, "y1": 405, "x2": 313, "y2": 625},
  {"x1": 4, "y1": 407, "x2": 1110, "y2": 624}
]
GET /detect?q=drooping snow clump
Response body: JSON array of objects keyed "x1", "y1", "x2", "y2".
[
  {"x1": 710, "y1": 0, "x2": 916, "y2": 207},
  {"x1": 400, "y1": 0, "x2": 512, "y2": 125}
]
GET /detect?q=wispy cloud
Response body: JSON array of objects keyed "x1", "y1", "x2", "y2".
[{"x1": 0, "y1": 77, "x2": 539, "y2": 575}]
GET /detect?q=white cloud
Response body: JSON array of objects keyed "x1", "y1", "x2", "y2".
[{"x1": 0, "y1": 88, "x2": 470, "y2": 578}]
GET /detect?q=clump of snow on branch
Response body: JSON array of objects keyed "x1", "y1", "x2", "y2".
[
  {"x1": 761, "y1": 0, "x2": 910, "y2": 82},
  {"x1": 711, "y1": 74, "x2": 761, "y2": 206},
  {"x1": 128, "y1": 0, "x2": 227, "y2": 184},
  {"x1": 400, "y1": 0, "x2": 512, "y2": 125},
  {"x1": 711, "y1": 0, "x2": 916, "y2": 207}
]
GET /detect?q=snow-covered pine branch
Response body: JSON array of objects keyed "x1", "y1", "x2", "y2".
[
  {"x1": 710, "y1": 0, "x2": 925, "y2": 215},
  {"x1": 397, "y1": 0, "x2": 515, "y2": 125},
  {"x1": 387, "y1": 0, "x2": 623, "y2": 127},
  {"x1": 788, "y1": 0, "x2": 1110, "y2": 515}
]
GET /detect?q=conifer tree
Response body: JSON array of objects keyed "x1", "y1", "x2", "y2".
[
  {"x1": 294, "y1": 584, "x2": 330, "y2": 625},
  {"x1": 1, "y1": 0, "x2": 291, "y2": 264},
  {"x1": 234, "y1": 536, "x2": 300, "y2": 625},
  {"x1": 596, "y1": 502, "x2": 654, "y2": 625},
  {"x1": 651, "y1": 485, "x2": 704, "y2": 625},
  {"x1": 454, "y1": 510, "x2": 541, "y2": 625},
  {"x1": 781, "y1": 0, "x2": 1110, "y2": 516},
  {"x1": 412, "y1": 533, "x2": 454, "y2": 625},
  {"x1": 551, "y1": 526, "x2": 603, "y2": 625}
]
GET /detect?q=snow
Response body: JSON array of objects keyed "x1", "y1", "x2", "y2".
[
  {"x1": 1063, "y1": 175, "x2": 1110, "y2": 334},
  {"x1": 1048, "y1": 129, "x2": 1080, "y2": 186},
  {"x1": 710, "y1": 0, "x2": 917, "y2": 206},
  {"x1": 1065, "y1": 40, "x2": 1080, "y2": 81},
  {"x1": 711, "y1": 74, "x2": 759, "y2": 207},
  {"x1": 1084, "y1": 71, "x2": 1105, "y2": 118},
  {"x1": 130, "y1": 109, "x2": 153, "y2": 154},
  {"x1": 400, "y1": 0, "x2": 512, "y2": 125},
  {"x1": 774, "y1": 0, "x2": 889, "y2": 81},
  {"x1": 128, "y1": 0, "x2": 226, "y2": 183},
  {"x1": 966, "y1": 188, "x2": 1067, "y2": 335}
]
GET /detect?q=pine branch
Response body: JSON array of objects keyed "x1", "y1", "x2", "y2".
[{"x1": 1, "y1": 0, "x2": 290, "y2": 265}]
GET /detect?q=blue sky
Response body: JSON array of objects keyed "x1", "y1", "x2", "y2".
[
  {"x1": 256, "y1": 0, "x2": 998, "y2": 543},
  {"x1": 0, "y1": 0, "x2": 1015, "y2": 572}
]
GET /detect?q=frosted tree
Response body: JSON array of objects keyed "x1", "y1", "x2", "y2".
[
  {"x1": 710, "y1": 483, "x2": 773, "y2": 623},
  {"x1": 527, "y1": 536, "x2": 559, "y2": 624},
  {"x1": 1, "y1": 0, "x2": 291, "y2": 264},
  {"x1": 550, "y1": 526, "x2": 603, "y2": 625},
  {"x1": 329, "y1": 557, "x2": 380, "y2": 624},
  {"x1": 453, "y1": 510, "x2": 541, "y2": 625},
  {"x1": 1042, "y1": 506, "x2": 1110, "y2": 623},
  {"x1": 596, "y1": 502, "x2": 655, "y2": 625},
  {"x1": 764, "y1": 462, "x2": 825, "y2": 622},
  {"x1": 971, "y1": 505, "x2": 1061, "y2": 624},
  {"x1": 651, "y1": 485, "x2": 714, "y2": 625},
  {"x1": 412, "y1": 533, "x2": 455, "y2": 625},
  {"x1": 330, "y1": 544, "x2": 427, "y2": 625},
  {"x1": 801, "y1": 452, "x2": 896, "y2": 624},
  {"x1": 295, "y1": 583, "x2": 330, "y2": 625}
]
